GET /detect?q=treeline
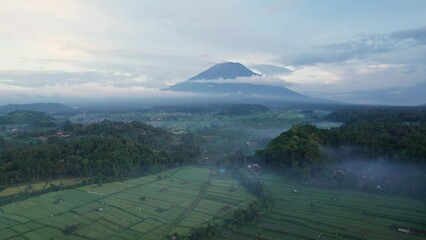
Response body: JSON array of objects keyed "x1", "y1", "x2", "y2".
[
  {"x1": 325, "y1": 107, "x2": 426, "y2": 123},
  {"x1": 259, "y1": 122, "x2": 426, "y2": 167},
  {"x1": 326, "y1": 121, "x2": 426, "y2": 162},
  {"x1": 170, "y1": 169, "x2": 273, "y2": 240},
  {"x1": 257, "y1": 125, "x2": 327, "y2": 173},
  {"x1": 256, "y1": 108, "x2": 426, "y2": 196},
  {"x1": 178, "y1": 201, "x2": 262, "y2": 240},
  {"x1": 0, "y1": 111, "x2": 55, "y2": 125},
  {"x1": 0, "y1": 120, "x2": 199, "y2": 186},
  {"x1": 219, "y1": 104, "x2": 269, "y2": 116}
]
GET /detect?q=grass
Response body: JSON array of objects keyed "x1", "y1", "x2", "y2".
[
  {"x1": 0, "y1": 166, "x2": 255, "y2": 240},
  {"x1": 226, "y1": 172, "x2": 426, "y2": 240}
]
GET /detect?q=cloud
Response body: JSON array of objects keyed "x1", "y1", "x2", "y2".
[
  {"x1": 285, "y1": 66, "x2": 342, "y2": 85},
  {"x1": 0, "y1": 81, "x2": 194, "y2": 101},
  {"x1": 248, "y1": 64, "x2": 292, "y2": 76},
  {"x1": 189, "y1": 75, "x2": 294, "y2": 87},
  {"x1": 0, "y1": 0, "x2": 425, "y2": 102},
  {"x1": 391, "y1": 26, "x2": 426, "y2": 45},
  {"x1": 0, "y1": 70, "x2": 154, "y2": 88},
  {"x1": 288, "y1": 26, "x2": 426, "y2": 66}
]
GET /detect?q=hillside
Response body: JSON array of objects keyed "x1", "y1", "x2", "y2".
[
  {"x1": 310, "y1": 83, "x2": 426, "y2": 106},
  {"x1": 188, "y1": 62, "x2": 259, "y2": 81},
  {"x1": 0, "y1": 120, "x2": 200, "y2": 185},
  {"x1": 0, "y1": 103, "x2": 73, "y2": 113},
  {"x1": 168, "y1": 62, "x2": 321, "y2": 103},
  {"x1": 0, "y1": 111, "x2": 55, "y2": 125}
]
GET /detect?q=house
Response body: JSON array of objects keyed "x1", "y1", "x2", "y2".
[
  {"x1": 56, "y1": 131, "x2": 70, "y2": 137},
  {"x1": 247, "y1": 164, "x2": 262, "y2": 174}
]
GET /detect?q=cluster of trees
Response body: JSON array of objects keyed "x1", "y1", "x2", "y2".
[
  {"x1": 224, "y1": 201, "x2": 261, "y2": 227},
  {"x1": 326, "y1": 121, "x2": 426, "y2": 163},
  {"x1": 0, "y1": 120, "x2": 199, "y2": 186},
  {"x1": 235, "y1": 169, "x2": 274, "y2": 208},
  {"x1": 259, "y1": 108, "x2": 426, "y2": 169},
  {"x1": 170, "y1": 201, "x2": 263, "y2": 240},
  {"x1": 257, "y1": 108, "x2": 426, "y2": 196},
  {"x1": 219, "y1": 104, "x2": 269, "y2": 116},
  {"x1": 325, "y1": 107, "x2": 426, "y2": 124},
  {"x1": 169, "y1": 169, "x2": 273, "y2": 240},
  {"x1": 257, "y1": 125, "x2": 327, "y2": 175},
  {"x1": 0, "y1": 111, "x2": 55, "y2": 125},
  {"x1": 324, "y1": 108, "x2": 426, "y2": 163}
]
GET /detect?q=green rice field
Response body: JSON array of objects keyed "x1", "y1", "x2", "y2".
[
  {"x1": 0, "y1": 166, "x2": 255, "y2": 240},
  {"x1": 225, "y1": 172, "x2": 426, "y2": 240}
]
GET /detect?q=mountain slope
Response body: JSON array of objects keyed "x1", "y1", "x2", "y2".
[
  {"x1": 168, "y1": 62, "x2": 324, "y2": 103},
  {"x1": 0, "y1": 102, "x2": 73, "y2": 113},
  {"x1": 187, "y1": 62, "x2": 259, "y2": 81},
  {"x1": 307, "y1": 83, "x2": 426, "y2": 106}
]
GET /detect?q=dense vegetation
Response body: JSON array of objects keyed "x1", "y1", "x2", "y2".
[
  {"x1": 325, "y1": 107, "x2": 426, "y2": 123},
  {"x1": 0, "y1": 120, "x2": 199, "y2": 186},
  {"x1": 0, "y1": 103, "x2": 73, "y2": 113},
  {"x1": 219, "y1": 104, "x2": 269, "y2": 116},
  {"x1": 257, "y1": 125, "x2": 327, "y2": 173},
  {"x1": 173, "y1": 169, "x2": 273, "y2": 240},
  {"x1": 257, "y1": 108, "x2": 426, "y2": 196},
  {"x1": 0, "y1": 111, "x2": 55, "y2": 125}
]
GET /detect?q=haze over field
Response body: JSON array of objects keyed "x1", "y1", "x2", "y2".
[{"x1": 0, "y1": 0, "x2": 425, "y2": 105}]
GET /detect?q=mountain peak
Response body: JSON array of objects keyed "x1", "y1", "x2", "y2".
[
  {"x1": 188, "y1": 62, "x2": 259, "y2": 81},
  {"x1": 167, "y1": 62, "x2": 327, "y2": 103}
]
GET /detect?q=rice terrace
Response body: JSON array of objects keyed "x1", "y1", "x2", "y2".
[
  {"x1": 1, "y1": 167, "x2": 425, "y2": 240},
  {"x1": 1, "y1": 1, "x2": 426, "y2": 239},
  {"x1": 224, "y1": 172, "x2": 426, "y2": 240},
  {"x1": 0, "y1": 166, "x2": 255, "y2": 239}
]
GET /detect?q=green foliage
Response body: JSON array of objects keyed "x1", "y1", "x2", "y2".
[
  {"x1": 219, "y1": 104, "x2": 269, "y2": 116},
  {"x1": 326, "y1": 121, "x2": 426, "y2": 163},
  {"x1": 0, "y1": 120, "x2": 199, "y2": 186},
  {"x1": 258, "y1": 109, "x2": 426, "y2": 184},
  {"x1": 224, "y1": 201, "x2": 261, "y2": 227},
  {"x1": 62, "y1": 225, "x2": 78, "y2": 235},
  {"x1": 0, "y1": 111, "x2": 54, "y2": 124},
  {"x1": 257, "y1": 125, "x2": 327, "y2": 172},
  {"x1": 235, "y1": 169, "x2": 274, "y2": 208},
  {"x1": 187, "y1": 222, "x2": 220, "y2": 240},
  {"x1": 325, "y1": 107, "x2": 426, "y2": 124}
]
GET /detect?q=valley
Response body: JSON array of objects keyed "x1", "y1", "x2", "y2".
[{"x1": 1, "y1": 104, "x2": 425, "y2": 240}]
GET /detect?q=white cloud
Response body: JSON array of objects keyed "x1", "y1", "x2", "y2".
[
  {"x1": 355, "y1": 64, "x2": 405, "y2": 74},
  {"x1": 190, "y1": 75, "x2": 293, "y2": 87},
  {"x1": 0, "y1": 82, "x2": 194, "y2": 100},
  {"x1": 285, "y1": 66, "x2": 342, "y2": 85},
  {"x1": 0, "y1": 0, "x2": 425, "y2": 101}
]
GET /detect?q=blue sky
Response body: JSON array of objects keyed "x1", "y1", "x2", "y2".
[{"x1": 0, "y1": 0, "x2": 425, "y2": 102}]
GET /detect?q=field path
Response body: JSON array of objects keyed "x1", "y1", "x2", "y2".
[{"x1": 158, "y1": 171, "x2": 213, "y2": 239}]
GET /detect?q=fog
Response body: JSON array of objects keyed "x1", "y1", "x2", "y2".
[{"x1": 320, "y1": 146, "x2": 426, "y2": 197}]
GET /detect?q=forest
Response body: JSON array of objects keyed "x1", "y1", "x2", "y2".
[
  {"x1": 257, "y1": 108, "x2": 426, "y2": 197},
  {"x1": 0, "y1": 120, "x2": 199, "y2": 186}
]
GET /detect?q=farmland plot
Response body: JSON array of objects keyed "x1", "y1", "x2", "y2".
[
  {"x1": 0, "y1": 167, "x2": 255, "y2": 240},
  {"x1": 226, "y1": 173, "x2": 426, "y2": 240}
]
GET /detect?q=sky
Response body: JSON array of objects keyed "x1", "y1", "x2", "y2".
[{"x1": 0, "y1": 0, "x2": 425, "y2": 103}]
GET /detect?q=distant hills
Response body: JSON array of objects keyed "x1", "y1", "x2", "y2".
[
  {"x1": 309, "y1": 83, "x2": 426, "y2": 106},
  {"x1": 0, "y1": 103, "x2": 73, "y2": 113},
  {"x1": 0, "y1": 111, "x2": 55, "y2": 125},
  {"x1": 168, "y1": 62, "x2": 324, "y2": 103}
]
